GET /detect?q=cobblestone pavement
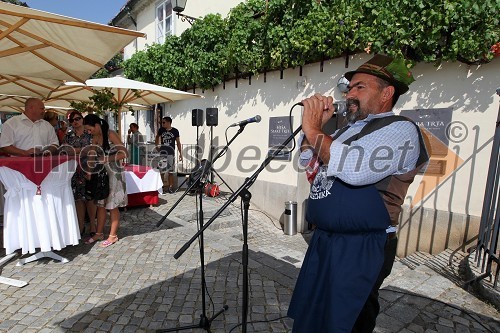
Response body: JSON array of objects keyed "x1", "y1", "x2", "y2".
[{"x1": 0, "y1": 192, "x2": 498, "y2": 332}]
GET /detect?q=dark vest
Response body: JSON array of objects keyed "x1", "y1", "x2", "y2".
[{"x1": 332, "y1": 115, "x2": 429, "y2": 226}]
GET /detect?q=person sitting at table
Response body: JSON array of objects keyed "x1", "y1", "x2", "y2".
[
  {"x1": 82, "y1": 114, "x2": 128, "y2": 248},
  {"x1": 0, "y1": 98, "x2": 59, "y2": 156},
  {"x1": 43, "y1": 111, "x2": 60, "y2": 144},
  {"x1": 62, "y1": 110, "x2": 97, "y2": 238}
]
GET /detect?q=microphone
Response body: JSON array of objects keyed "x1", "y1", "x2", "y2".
[
  {"x1": 229, "y1": 115, "x2": 262, "y2": 127},
  {"x1": 297, "y1": 101, "x2": 347, "y2": 116}
]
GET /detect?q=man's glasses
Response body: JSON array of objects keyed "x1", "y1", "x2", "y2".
[{"x1": 70, "y1": 117, "x2": 82, "y2": 123}]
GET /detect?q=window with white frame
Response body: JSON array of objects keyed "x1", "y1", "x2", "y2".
[{"x1": 156, "y1": 1, "x2": 173, "y2": 44}]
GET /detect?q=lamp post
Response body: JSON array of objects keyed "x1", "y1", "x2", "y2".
[
  {"x1": 172, "y1": 0, "x2": 197, "y2": 25},
  {"x1": 336, "y1": 75, "x2": 350, "y2": 94}
]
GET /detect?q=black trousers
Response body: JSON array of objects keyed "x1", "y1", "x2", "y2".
[{"x1": 351, "y1": 237, "x2": 398, "y2": 333}]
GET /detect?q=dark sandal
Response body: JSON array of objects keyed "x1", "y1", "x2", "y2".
[{"x1": 85, "y1": 233, "x2": 103, "y2": 244}]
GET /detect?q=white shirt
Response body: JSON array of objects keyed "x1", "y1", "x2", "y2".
[{"x1": 0, "y1": 113, "x2": 59, "y2": 151}]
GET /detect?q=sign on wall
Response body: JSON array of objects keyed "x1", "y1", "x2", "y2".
[
  {"x1": 400, "y1": 107, "x2": 454, "y2": 176},
  {"x1": 268, "y1": 116, "x2": 293, "y2": 161},
  {"x1": 400, "y1": 108, "x2": 453, "y2": 146}
]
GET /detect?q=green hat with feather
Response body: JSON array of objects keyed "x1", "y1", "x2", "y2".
[{"x1": 344, "y1": 54, "x2": 415, "y2": 95}]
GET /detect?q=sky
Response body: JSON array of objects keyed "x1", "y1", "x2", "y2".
[{"x1": 24, "y1": 0, "x2": 128, "y2": 24}]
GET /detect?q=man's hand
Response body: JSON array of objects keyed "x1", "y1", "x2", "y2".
[
  {"x1": 300, "y1": 93, "x2": 335, "y2": 165},
  {"x1": 301, "y1": 93, "x2": 335, "y2": 136},
  {"x1": 24, "y1": 148, "x2": 39, "y2": 156}
]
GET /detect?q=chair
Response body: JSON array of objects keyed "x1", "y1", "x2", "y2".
[
  {"x1": 175, "y1": 160, "x2": 194, "y2": 192},
  {"x1": 174, "y1": 144, "x2": 199, "y2": 192}
]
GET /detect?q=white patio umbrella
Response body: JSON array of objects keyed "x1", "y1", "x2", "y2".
[
  {"x1": 51, "y1": 77, "x2": 203, "y2": 105},
  {"x1": 0, "y1": 2, "x2": 144, "y2": 96},
  {"x1": 49, "y1": 77, "x2": 203, "y2": 136},
  {"x1": 0, "y1": 74, "x2": 64, "y2": 99},
  {"x1": 0, "y1": 94, "x2": 149, "y2": 116},
  {"x1": 0, "y1": 94, "x2": 72, "y2": 108},
  {"x1": 0, "y1": 104, "x2": 71, "y2": 116}
]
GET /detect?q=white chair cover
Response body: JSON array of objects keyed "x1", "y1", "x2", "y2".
[{"x1": 0, "y1": 160, "x2": 80, "y2": 254}]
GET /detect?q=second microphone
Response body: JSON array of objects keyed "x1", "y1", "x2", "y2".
[{"x1": 229, "y1": 115, "x2": 262, "y2": 127}]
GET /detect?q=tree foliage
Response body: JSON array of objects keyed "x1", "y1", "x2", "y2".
[
  {"x1": 0, "y1": 0, "x2": 28, "y2": 6},
  {"x1": 91, "y1": 52, "x2": 124, "y2": 79},
  {"x1": 124, "y1": 0, "x2": 499, "y2": 90},
  {"x1": 69, "y1": 89, "x2": 136, "y2": 116}
]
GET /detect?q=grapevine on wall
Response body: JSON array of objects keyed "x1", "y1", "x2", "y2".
[{"x1": 123, "y1": 0, "x2": 499, "y2": 90}]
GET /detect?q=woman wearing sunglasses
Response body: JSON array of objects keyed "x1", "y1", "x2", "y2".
[{"x1": 62, "y1": 111, "x2": 97, "y2": 238}]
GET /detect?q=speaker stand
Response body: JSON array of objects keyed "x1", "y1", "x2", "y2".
[{"x1": 208, "y1": 125, "x2": 234, "y2": 194}]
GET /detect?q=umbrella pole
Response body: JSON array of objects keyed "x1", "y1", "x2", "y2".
[
  {"x1": 123, "y1": 110, "x2": 127, "y2": 142},
  {"x1": 117, "y1": 108, "x2": 122, "y2": 137}
]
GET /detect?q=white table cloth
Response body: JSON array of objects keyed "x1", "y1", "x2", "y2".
[
  {"x1": 124, "y1": 168, "x2": 163, "y2": 195},
  {"x1": 0, "y1": 160, "x2": 80, "y2": 255}
]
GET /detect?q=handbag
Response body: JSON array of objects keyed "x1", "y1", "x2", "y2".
[{"x1": 85, "y1": 164, "x2": 110, "y2": 201}]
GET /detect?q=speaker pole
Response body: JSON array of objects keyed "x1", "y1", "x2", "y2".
[{"x1": 210, "y1": 125, "x2": 214, "y2": 183}]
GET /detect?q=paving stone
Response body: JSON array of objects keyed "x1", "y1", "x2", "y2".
[{"x1": 0, "y1": 193, "x2": 498, "y2": 332}]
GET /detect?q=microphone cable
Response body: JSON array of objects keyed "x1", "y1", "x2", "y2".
[{"x1": 288, "y1": 102, "x2": 304, "y2": 154}]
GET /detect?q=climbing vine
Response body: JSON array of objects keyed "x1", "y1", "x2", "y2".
[{"x1": 124, "y1": 0, "x2": 499, "y2": 90}]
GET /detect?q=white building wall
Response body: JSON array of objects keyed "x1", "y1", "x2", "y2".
[{"x1": 173, "y1": 0, "x2": 243, "y2": 35}]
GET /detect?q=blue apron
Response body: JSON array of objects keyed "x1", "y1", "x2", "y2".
[{"x1": 288, "y1": 166, "x2": 390, "y2": 332}]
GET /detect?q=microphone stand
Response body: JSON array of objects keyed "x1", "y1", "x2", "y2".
[
  {"x1": 156, "y1": 124, "x2": 246, "y2": 228},
  {"x1": 174, "y1": 124, "x2": 302, "y2": 333},
  {"x1": 156, "y1": 124, "x2": 249, "y2": 333}
]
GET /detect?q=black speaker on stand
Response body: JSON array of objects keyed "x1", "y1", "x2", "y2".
[
  {"x1": 192, "y1": 108, "x2": 204, "y2": 127},
  {"x1": 206, "y1": 108, "x2": 218, "y2": 127},
  {"x1": 204, "y1": 108, "x2": 233, "y2": 192}
]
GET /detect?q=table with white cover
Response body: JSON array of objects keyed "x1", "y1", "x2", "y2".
[
  {"x1": 124, "y1": 164, "x2": 163, "y2": 207},
  {"x1": 0, "y1": 156, "x2": 80, "y2": 287}
]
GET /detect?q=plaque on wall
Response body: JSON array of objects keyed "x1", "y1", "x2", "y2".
[
  {"x1": 268, "y1": 116, "x2": 293, "y2": 161},
  {"x1": 400, "y1": 108, "x2": 453, "y2": 176},
  {"x1": 400, "y1": 108, "x2": 453, "y2": 146}
]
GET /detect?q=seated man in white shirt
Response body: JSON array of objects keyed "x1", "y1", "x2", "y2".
[{"x1": 0, "y1": 98, "x2": 59, "y2": 156}]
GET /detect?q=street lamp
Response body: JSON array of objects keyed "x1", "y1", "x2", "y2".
[
  {"x1": 337, "y1": 75, "x2": 350, "y2": 93},
  {"x1": 172, "y1": 0, "x2": 197, "y2": 25}
]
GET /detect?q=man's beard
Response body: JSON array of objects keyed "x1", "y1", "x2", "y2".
[{"x1": 346, "y1": 99, "x2": 363, "y2": 123}]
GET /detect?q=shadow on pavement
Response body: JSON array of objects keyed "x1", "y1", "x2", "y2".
[
  {"x1": 377, "y1": 287, "x2": 500, "y2": 333},
  {"x1": 56, "y1": 249, "x2": 296, "y2": 332}
]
